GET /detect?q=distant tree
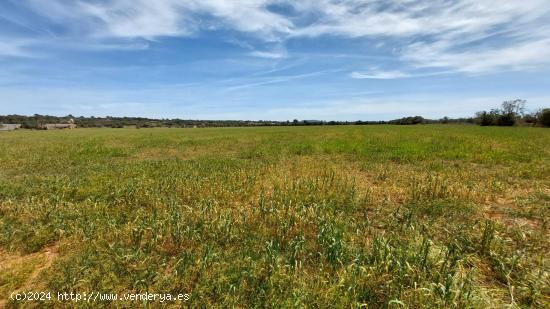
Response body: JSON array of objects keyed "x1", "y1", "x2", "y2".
[
  {"x1": 522, "y1": 113, "x2": 537, "y2": 125},
  {"x1": 476, "y1": 111, "x2": 496, "y2": 126},
  {"x1": 502, "y1": 99, "x2": 526, "y2": 117},
  {"x1": 496, "y1": 113, "x2": 515, "y2": 126},
  {"x1": 389, "y1": 116, "x2": 425, "y2": 125},
  {"x1": 475, "y1": 100, "x2": 529, "y2": 127},
  {"x1": 493, "y1": 99, "x2": 526, "y2": 126},
  {"x1": 537, "y1": 108, "x2": 550, "y2": 127}
]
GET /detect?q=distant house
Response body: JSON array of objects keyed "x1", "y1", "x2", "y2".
[
  {"x1": 42, "y1": 119, "x2": 76, "y2": 130},
  {"x1": 43, "y1": 123, "x2": 77, "y2": 130},
  {"x1": 0, "y1": 124, "x2": 22, "y2": 131}
]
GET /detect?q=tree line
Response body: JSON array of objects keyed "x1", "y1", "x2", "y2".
[
  {"x1": 0, "y1": 114, "x2": 470, "y2": 128},
  {"x1": 1, "y1": 100, "x2": 548, "y2": 129}
]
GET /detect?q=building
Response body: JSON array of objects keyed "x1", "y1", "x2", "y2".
[
  {"x1": 43, "y1": 123, "x2": 77, "y2": 130},
  {"x1": 42, "y1": 119, "x2": 76, "y2": 130},
  {"x1": 0, "y1": 124, "x2": 22, "y2": 131}
]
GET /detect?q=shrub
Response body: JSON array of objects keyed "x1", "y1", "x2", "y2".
[
  {"x1": 477, "y1": 111, "x2": 496, "y2": 126},
  {"x1": 522, "y1": 114, "x2": 537, "y2": 125},
  {"x1": 496, "y1": 113, "x2": 515, "y2": 126},
  {"x1": 537, "y1": 108, "x2": 550, "y2": 127},
  {"x1": 389, "y1": 116, "x2": 425, "y2": 125},
  {"x1": 476, "y1": 100, "x2": 528, "y2": 127}
]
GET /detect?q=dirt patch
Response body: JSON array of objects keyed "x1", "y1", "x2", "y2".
[
  {"x1": 0, "y1": 244, "x2": 59, "y2": 307},
  {"x1": 21, "y1": 244, "x2": 58, "y2": 290},
  {"x1": 484, "y1": 199, "x2": 542, "y2": 231}
]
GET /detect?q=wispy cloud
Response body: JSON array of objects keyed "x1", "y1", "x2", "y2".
[
  {"x1": 350, "y1": 70, "x2": 411, "y2": 80},
  {"x1": 249, "y1": 50, "x2": 287, "y2": 59},
  {"x1": 224, "y1": 71, "x2": 327, "y2": 91},
  {"x1": 23, "y1": 0, "x2": 292, "y2": 40},
  {"x1": 0, "y1": 39, "x2": 38, "y2": 57},
  {"x1": 77, "y1": 0, "x2": 193, "y2": 39},
  {"x1": 12, "y1": 0, "x2": 549, "y2": 74},
  {"x1": 403, "y1": 38, "x2": 550, "y2": 73},
  {"x1": 288, "y1": 0, "x2": 550, "y2": 74},
  {"x1": 350, "y1": 69, "x2": 453, "y2": 80}
]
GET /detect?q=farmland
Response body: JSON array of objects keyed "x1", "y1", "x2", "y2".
[{"x1": 0, "y1": 125, "x2": 549, "y2": 307}]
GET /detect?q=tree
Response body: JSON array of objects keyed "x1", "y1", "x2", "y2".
[
  {"x1": 501, "y1": 99, "x2": 526, "y2": 117},
  {"x1": 537, "y1": 108, "x2": 550, "y2": 127},
  {"x1": 496, "y1": 113, "x2": 515, "y2": 126},
  {"x1": 523, "y1": 113, "x2": 537, "y2": 125},
  {"x1": 476, "y1": 100, "x2": 528, "y2": 127},
  {"x1": 389, "y1": 116, "x2": 424, "y2": 125},
  {"x1": 476, "y1": 111, "x2": 497, "y2": 126},
  {"x1": 495, "y1": 99, "x2": 526, "y2": 126}
]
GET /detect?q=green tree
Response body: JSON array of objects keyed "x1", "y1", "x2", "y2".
[
  {"x1": 537, "y1": 108, "x2": 550, "y2": 127},
  {"x1": 476, "y1": 111, "x2": 495, "y2": 126}
]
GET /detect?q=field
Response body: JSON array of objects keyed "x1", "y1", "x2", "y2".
[{"x1": 0, "y1": 125, "x2": 549, "y2": 308}]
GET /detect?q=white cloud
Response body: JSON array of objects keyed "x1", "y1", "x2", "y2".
[
  {"x1": 0, "y1": 39, "x2": 37, "y2": 57},
  {"x1": 403, "y1": 38, "x2": 550, "y2": 73},
  {"x1": 224, "y1": 71, "x2": 326, "y2": 91},
  {"x1": 8, "y1": 0, "x2": 550, "y2": 74},
  {"x1": 194, "y1": 0, "x2": 291, "y2": 39},
  {"x1": 78, "y1": 0, "x2": 193, "y2": 39},
  {"x1": 24, "y1": 0, "x2": 291, "y2": 40},
  {"x1": 290, "y1": 0, "x2": 549, "y2": 39},
  {"x1": 350, "y1": 69, "x2": 453, "y2": 80},
  {"x1": 350, "y1": 70, "x2": 411, "y2": 80},
  {"x1": 287, "y1": 0, "x2": 550, "y2": 73},
  {"x1": 249, "y1": 50, "x2": 287, "y2": 59}
]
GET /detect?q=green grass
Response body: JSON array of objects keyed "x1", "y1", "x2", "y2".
[{"x1": 0, "y1": 125, "x2": 549, "y2": 307}]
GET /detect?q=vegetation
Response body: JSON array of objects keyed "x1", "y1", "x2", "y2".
[
  {"x1": 2, "y1": 99, "x2": 548, "y2": 130},
  {"x1": 0, "y1": 126, "x2": 549, "y2": 307},
  {"x1": 0, "y1": 114, "x2": 473, "y2": 129},
  {"x1": 387, "y1": 116, "x2": 426, "y2": 125},
  {"x1": 537, "y1": 109, "x2": 550, "y2": 128},
  {"x1": 474, "y1": 99, "x2": 550, "y2": 127}
]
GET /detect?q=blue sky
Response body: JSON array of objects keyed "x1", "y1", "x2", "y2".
[{"x1": 1, "y1": 0, "x2": 550, "y2": 120}]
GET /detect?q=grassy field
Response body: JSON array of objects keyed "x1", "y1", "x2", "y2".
[{"x1": 0, "y1": 125, "x2": 549, "y2": 308}]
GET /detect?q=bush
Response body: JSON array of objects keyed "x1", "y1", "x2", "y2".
[
  {"x1": 496, "y1": 113, "x2": 515, "y2": 126},
  {"x1": 538, "y1": 109, "x2": 550, "y2": 127},
  {"x1": 389, "y1": 116, "x2": 425, "y2": 125},
  {"x1": 476, "y1": 100, "x2": 527, "y2": 127},
  {"x1": 477, "y1": 112, "x2": 496, "y2": 126},
  {"x1": 522, "y1": 114, "x2": 537, "y2": 125}
]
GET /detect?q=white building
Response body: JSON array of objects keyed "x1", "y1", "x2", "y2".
[{"x1": 0, "y1": 124, "x2": 22, "y2": 131}]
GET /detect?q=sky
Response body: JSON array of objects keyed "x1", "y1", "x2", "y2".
[{"x1": 1, "y1": 0, "x2": 550, "y2": 121}]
